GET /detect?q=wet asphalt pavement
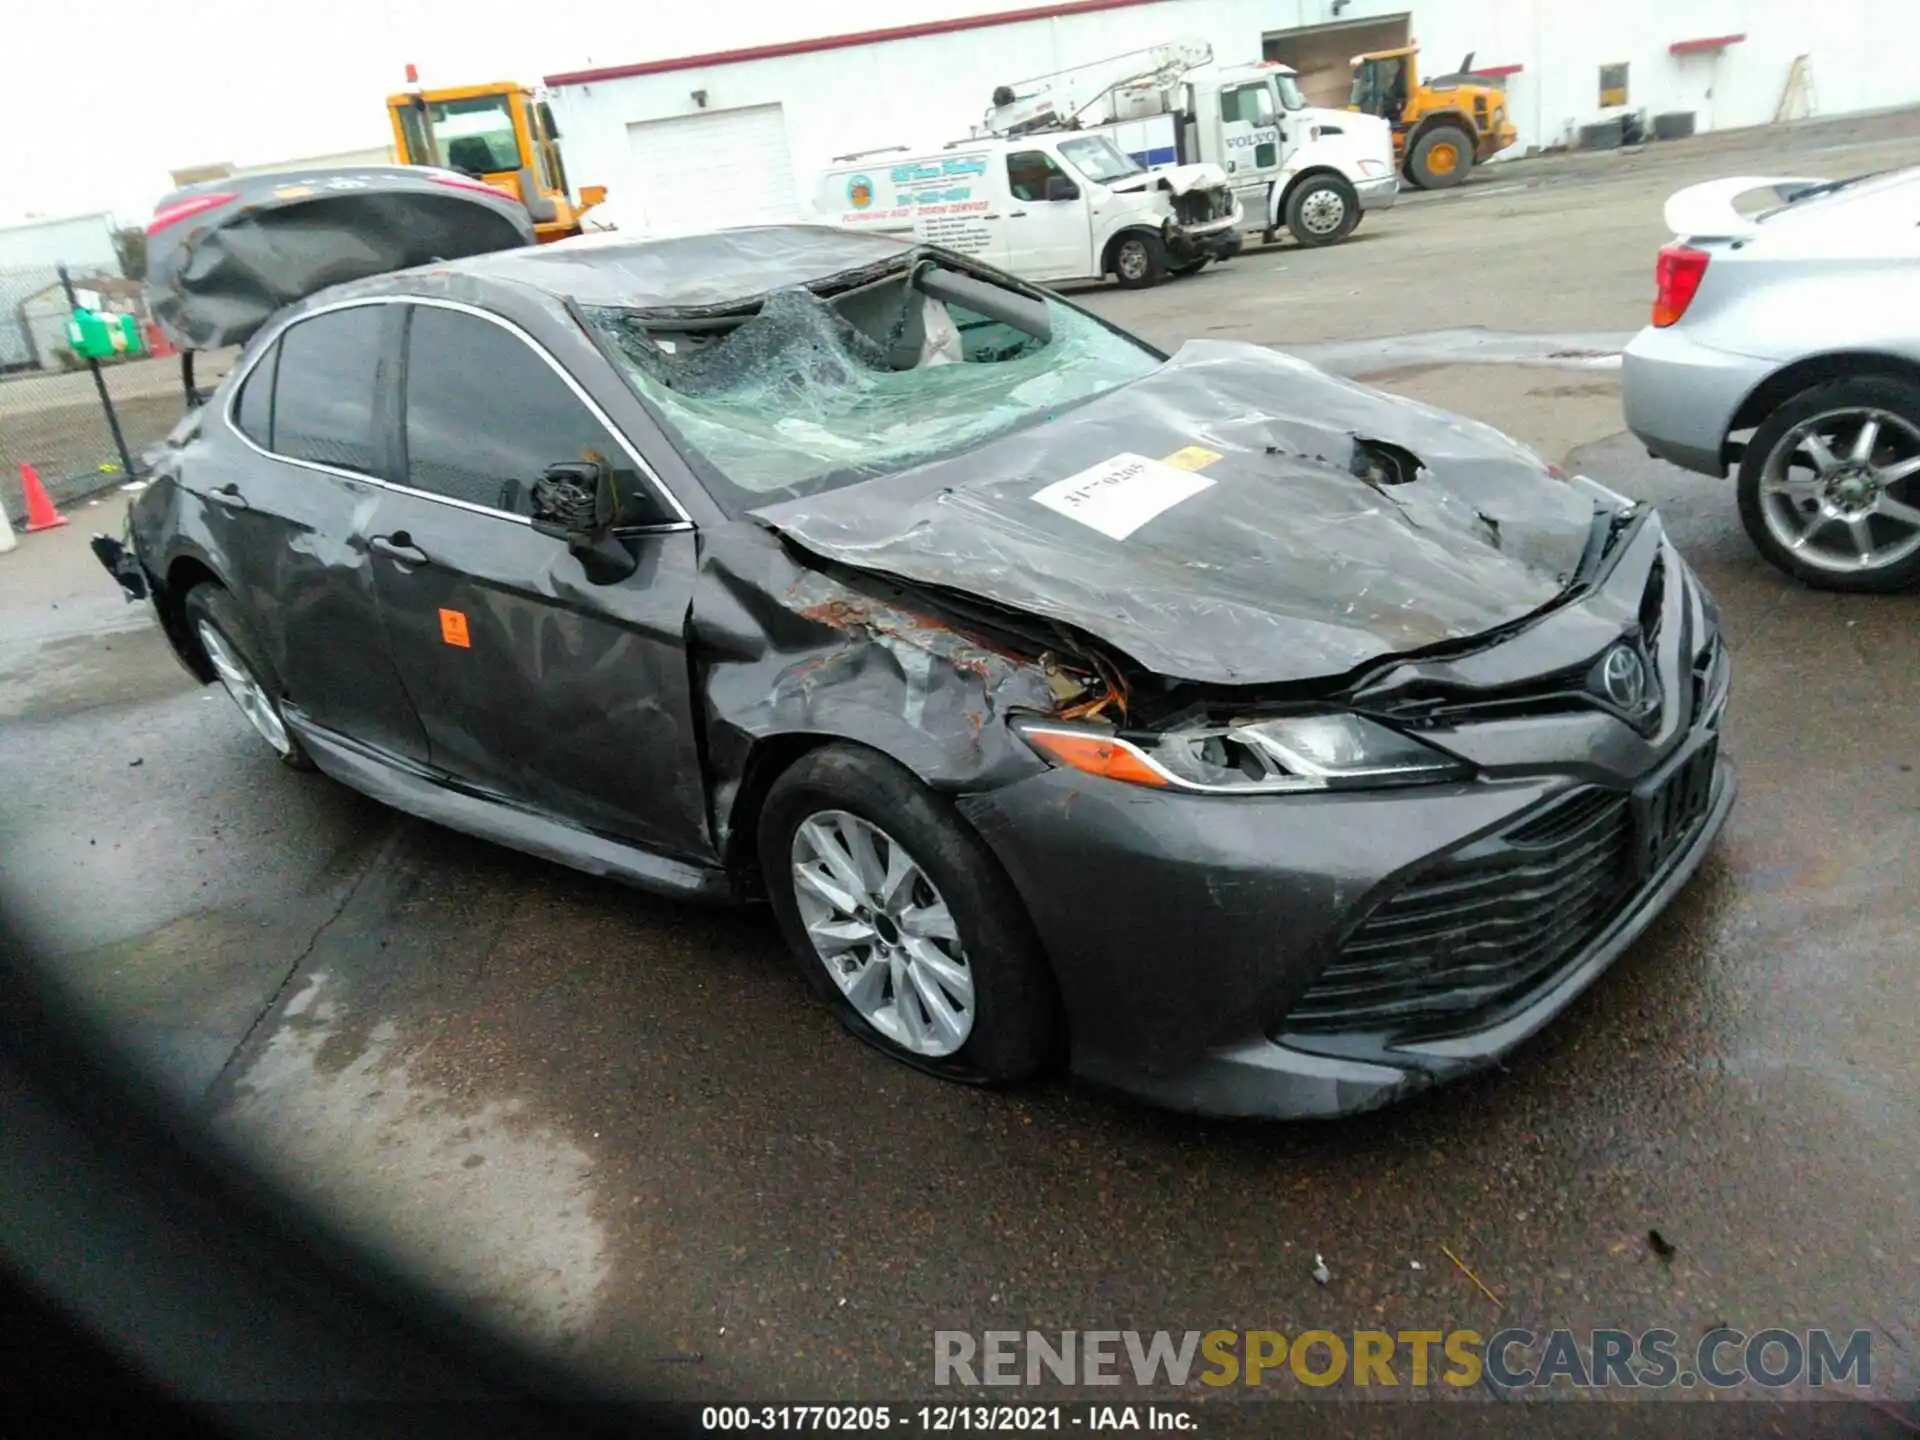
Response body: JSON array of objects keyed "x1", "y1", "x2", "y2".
[{"x1": 2, "y1": 112, "x2": 1917, "y2": 1430}]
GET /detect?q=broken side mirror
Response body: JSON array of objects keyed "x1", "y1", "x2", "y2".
[
  {"x1": 1045, "y1": 175, "x2": 1080, "y2": 202},
  {"x1": 530, "y1": 458, "x2": 640, "y2": 584}
]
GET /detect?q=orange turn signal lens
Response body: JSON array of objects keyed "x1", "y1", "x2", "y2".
[{"x1": 1019, "y1": 727, "x2": 1171, "y2": 789}]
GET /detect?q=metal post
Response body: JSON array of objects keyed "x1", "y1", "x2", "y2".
[{"x1": 57, "y1": 262, "x2": 137, "y2": 480}]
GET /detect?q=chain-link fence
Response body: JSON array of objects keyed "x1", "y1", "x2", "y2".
[{"x1": 0, "y1": 262, "x2": 238, "y2": 527}]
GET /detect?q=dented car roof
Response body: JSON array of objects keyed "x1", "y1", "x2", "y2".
[{"x1": 453, "y1": 225, "x2": 919, "y2": 312}]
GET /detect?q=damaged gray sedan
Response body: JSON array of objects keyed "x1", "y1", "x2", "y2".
[{"x1": 102, "y1": 183, "x2": 1734, "y2": 1118}]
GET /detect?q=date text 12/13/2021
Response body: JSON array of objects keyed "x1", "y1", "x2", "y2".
[{"x1": 700, "y1": 1405, "x2": 1197, "y2": 1433}]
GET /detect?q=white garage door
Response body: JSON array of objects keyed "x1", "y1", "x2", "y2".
[{"x1": 625, "y1": 104, "x2": 799, "y2": 233}]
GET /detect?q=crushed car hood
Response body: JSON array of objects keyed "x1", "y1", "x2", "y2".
[
  {"x1": 1107, "y1": 163, "x2": 1229, "y2": 196},
  {"x1": 755, "y1": 340, "x2": 1604, "y2": 686}
]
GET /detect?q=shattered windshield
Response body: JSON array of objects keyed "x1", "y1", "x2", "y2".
[
  {"x1": 1058, "y1": 136, "x2": 1145, "y2": 182},
  {"x1": 587, "y1": 278, "x2": 1161, "y2": 507}
]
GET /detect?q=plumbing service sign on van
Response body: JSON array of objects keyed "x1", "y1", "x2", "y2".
[{"x1": 837, "y1": 153, "x2": 997, "y2": 256}]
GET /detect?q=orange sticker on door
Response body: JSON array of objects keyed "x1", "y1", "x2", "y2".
[{"x1": 439, "y1": 608, "x2": 471, "y2": 648}]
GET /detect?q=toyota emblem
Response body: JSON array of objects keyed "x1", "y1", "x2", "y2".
[{"x1": 1600, "y1": 644, "x2": 1648, "y2": 710}]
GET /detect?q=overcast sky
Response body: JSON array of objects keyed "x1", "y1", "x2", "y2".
[{"x1": 6, "y1": 0, "x2": 998, "y2": 225}]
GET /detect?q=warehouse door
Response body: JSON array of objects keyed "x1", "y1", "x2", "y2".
[
  {"x1": 624, "y1": 103, "x2": 800, "y2": 233},
  {"x1": 1265, "y1": 15, "x2": 1412, "y2": 111}
]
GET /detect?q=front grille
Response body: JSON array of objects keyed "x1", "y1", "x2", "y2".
[
  {"x1": 1173, "y1": 190, "x2": 1228, "y2": 225},
  {"x1": 1282, "y1": 787, "x2": 1634, "y2": 1034}
]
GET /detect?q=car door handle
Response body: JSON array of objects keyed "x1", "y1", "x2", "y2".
[
  {"x1": 1009, "y1": 211, "x2": 1027, "y2": 218},
  {"x1": 206, "y1": 485, "x2": 249, "y2": 510},
  {"x1": 370, "y1": 534, "x2": 429, "y2": 565}
]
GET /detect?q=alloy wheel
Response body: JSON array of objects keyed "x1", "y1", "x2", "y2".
[
  {"x1": 1758, "y1": 407, "x2": 1920, "y2": 576},
  {"x1": 789, "y1": 810, "x2": 975, "y2": 1057},
  {"x1": 196, "y1": 620, "x2": 293, "y2": 756}
]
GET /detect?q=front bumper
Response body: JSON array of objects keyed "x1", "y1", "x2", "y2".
[
  {"x1": 958, "y1": 528, "x2": 1736, "y2": 1120},
  {"x1": 1622, "y1": 324, "x2": 1776, "y2": 477},
  {"x1": 1166, "y1": 215, "x2": 1243, "y2": 261},
  {"x1": 1356, "y1": 174, "x2": 1399, "y2": 210}
]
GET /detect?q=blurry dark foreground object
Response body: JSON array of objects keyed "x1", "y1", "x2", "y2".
[
  {"x1": 0, "y1": 909, "x2": 685, "y2": 1440},
  {"x1": 2, "y1": 909, "x2": 1917, "y2": 1439}
]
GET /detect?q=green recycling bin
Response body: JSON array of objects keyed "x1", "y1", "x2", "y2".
[{"x1": 66, "y1": 307, "x2": 146, "y2": 360}]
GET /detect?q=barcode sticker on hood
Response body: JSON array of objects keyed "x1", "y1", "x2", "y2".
[{"x1": 1031, "y1": 453, "x2": 1216, "y2": 541}]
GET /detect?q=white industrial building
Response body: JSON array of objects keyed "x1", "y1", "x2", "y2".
[
  {"x1": 0, "y1": 212, "x2": 121, "y2": 371},
  {"x1": 545, "y1": 0, "x2": 1905, "y2": 235}
]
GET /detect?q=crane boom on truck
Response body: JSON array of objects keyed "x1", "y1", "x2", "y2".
[
  {"x1": 385, "y1": 68, "x2": 606, "y2": 242},
  {"x1": 974, "y1": 39, "x2": 1399, "y2": 250},
  {"x1": 981, "y1": 39, "x2": 1217, "y2": 135}
]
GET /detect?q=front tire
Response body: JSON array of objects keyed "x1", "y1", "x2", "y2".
[
  {"x1": 759, "y1": 745, "x2": 1056, "y2": 1084},
  {"x1": 1284, "y1": 175, "x2": 1360, "y2": 247},
  {"x1": 1735, "y1": 376, "x2": 1920, "y2": 592},
  {"x1": 1110, "y1": 232, "x2": 1168, "y2": 289},
  {"x1": 1408, "y1": 125, "x2": 1476, "y2": 190},
  {"x1": 182, "y1": 584, "x2": 315, "y2": 769}
]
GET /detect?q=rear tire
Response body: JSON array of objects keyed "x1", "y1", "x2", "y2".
[
  {"x1": 1735, "y1": 375, "x2": 1920, "y2": 593},
  {"x1": 1110, "y1": 232, "x2": 1168, "y2": 289},
  {"x1": 1284, "y1": 175, "x2": 1359, "y2": 247},
  {"x1": 182, "y1": 584, "x2": 315, "y2": 770},
  {"x1": 1408, "y1": 125, "x2": 1476, "y2": 189},
  {"x1": 759, "y1": 744, "x2": 1057, "y2": 1085}
]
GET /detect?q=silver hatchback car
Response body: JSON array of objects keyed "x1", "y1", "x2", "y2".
[{"x1": 1622, "y1": 167, "x2": 1920, "y2": 591}]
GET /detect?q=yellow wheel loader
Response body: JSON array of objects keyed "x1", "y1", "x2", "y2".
[
  {"x1": 386, "y1": 74, "x2": 605, "y2": 242},
  {"x1": 1348, "y1": 45, "x2": 1518, "y2": 190}
]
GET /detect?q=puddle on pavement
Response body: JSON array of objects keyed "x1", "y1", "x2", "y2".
[
  {"x1": 0, "y1": 625, "x2": 197, "y2": 720},
  {"x1": 218, "y1": 969, "x2": 610, "y2": 1350}
]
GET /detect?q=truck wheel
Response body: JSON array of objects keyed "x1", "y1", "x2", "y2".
[
  {"x1": 1408, "y1": 126, "x2": 1475, "y2": 189},
  {"x1": 1284, "y1": 176, "x2": 1359, "y2": 247},
  {"x1": 1111, "y1": 233, "x2": 1168, "y2": 289}
]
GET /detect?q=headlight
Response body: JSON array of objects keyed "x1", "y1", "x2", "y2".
[{"x1": 1014, "y1": 715, "x2": 1469, "y2": 794}]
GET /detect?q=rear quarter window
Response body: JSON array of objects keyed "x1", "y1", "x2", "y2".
[{"x1": 231, "y1": 341, "x2": 278, "y2": 448}]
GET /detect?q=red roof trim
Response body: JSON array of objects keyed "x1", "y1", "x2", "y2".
[
  {"x1": 544, "y1": 0, "x2": 1169, "y2": 86},
  {"x1": 1471, "y1": 63, "x2": 1524, "y2": 77},
  {"x1": 1669, "y1": 33, "x2": 1746, "y2": 55}
]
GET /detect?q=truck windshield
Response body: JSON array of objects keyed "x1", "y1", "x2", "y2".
[
  {"x1": 1057, "y1": 137, "x2": 1146, "y2": 183},
  {"x1": 586, "y1": 282, "x2": 1160, "y2": 507},
  {"x1": 1275, "y1": 75, "x2": 1308, "y2": 110},
  {"x1": 424, "y1": 94, "x2": 522, "y2": 174}
]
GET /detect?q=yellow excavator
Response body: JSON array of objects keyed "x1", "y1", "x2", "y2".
[
  {"x1": 1348, "y1": 44, "x2": 1518, "y2": 190},
  {"x1": 386, "y1": 71, "x2": 605, "y2": 242}
]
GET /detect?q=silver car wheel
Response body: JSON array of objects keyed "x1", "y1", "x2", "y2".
[
  {"x1": 1115, "y1": 241, "x2": 1150, "y2": 282},
  {"x1": 1298, "y1": 187, "x2": 1348, "y2": 236},
  {"x1": 789, "y1": 809, "x2": 975, "y2": 1058},
  {"x1": 196, "y1": 619, "x2": 293, "y2": 756},
  {"x1": 1759, "y1": 407, "x2": 1920, "y2": 576}
]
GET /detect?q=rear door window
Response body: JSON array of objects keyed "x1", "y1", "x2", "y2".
[
  {"x1": 269, "y1": 306, "x2": 389, "y2": 475},
  {"x1": 401, "y1": 303, "x2": 650, "y2": 519}
]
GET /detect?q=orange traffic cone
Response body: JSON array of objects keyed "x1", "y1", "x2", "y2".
[{"x1": 20, "y1": 463, "x2": 65, "y2": 532}]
